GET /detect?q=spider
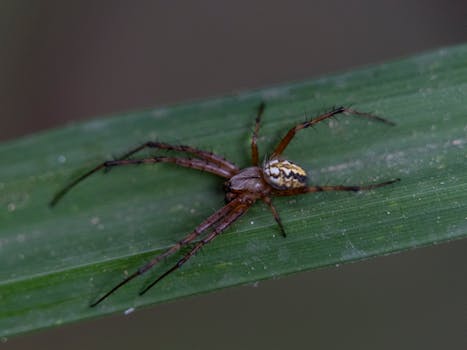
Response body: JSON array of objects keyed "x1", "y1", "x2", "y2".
[{"x1": 50, "y1": 103, "x2": 400, "y2": 307}]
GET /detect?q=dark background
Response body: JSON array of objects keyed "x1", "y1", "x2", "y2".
[{"x1": 1, "y1": 1, "x2": 466, "y2": 349}]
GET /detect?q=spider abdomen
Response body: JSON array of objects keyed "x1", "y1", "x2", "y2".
[{"x1": 263, "y1": 159, "x2": 307, "y2": 189}]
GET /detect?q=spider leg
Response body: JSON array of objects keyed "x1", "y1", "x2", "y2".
[
  {"x1": 50, "y1": 156, "x2": 232, "y2": 206},
  {"x1": 140, "y1": 201, "x2": 250, "y2": 296},
  {"x1": 110, "y1": 141, "x2": 239, "y2": 174},
  {"x1": 251, "y1": 102, "x2": 266, "y2": 166},
  {"x1": 262, "y1": 196, "x2": 286, "y2": 237},
  {"x1": 271, "y1": 107, "x2": 395, "y2": 158},
  {"x1": 90, "y1": 198, "x2": 245, "y2": 307},
  {"x1": 272, "y1": 178, "x2": 400, "y2": 196},
  {"x1": 102, "y1": 157, "x2": 234, "y2": 177}
]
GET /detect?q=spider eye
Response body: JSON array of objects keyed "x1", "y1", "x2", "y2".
[{"x1": 263, "y1": 159, "x2": 308, "y2": 189}]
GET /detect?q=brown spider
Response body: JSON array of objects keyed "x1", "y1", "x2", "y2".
[{"x1": 50, "y1": 103, "x2": 400, "y2": 306}]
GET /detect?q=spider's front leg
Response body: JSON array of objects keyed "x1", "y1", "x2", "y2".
[
  {"x1": 90, "y1": 197, "x2": 249, "y2": 306},
  {"x1": 139, "y1": 201, "x2": 250, "y2": 295},
  {"x1": 50, "y1": 156, "x2": 234, "y2": 207},
  {"x1": 271, "y1": 107, "x2": 395, "y2": 159},
  {"x1": 109, "y1": 141, "x2": 239, "y2": 174}
]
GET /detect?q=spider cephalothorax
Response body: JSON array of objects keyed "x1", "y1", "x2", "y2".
[
  {"x1": 224, "y1": 166, "x2": 268, "y2": 203},
  {"x1": 51, "y1": 103, "x2": 399, "y2": 306}
]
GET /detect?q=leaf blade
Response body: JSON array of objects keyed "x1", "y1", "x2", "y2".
[{"x1": 1, "y1": 44, "x2": 466, "y2": 336}]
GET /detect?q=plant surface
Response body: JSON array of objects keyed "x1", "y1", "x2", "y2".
[{"x1": 0, "y1": 44, "x2": 466, "y2": 337}]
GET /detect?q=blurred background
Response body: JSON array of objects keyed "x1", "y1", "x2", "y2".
[{"x1": 1, "y1": 1, "x2": 466, "y2": 349}]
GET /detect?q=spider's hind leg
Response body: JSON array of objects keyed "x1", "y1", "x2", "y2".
[
  {"x1": 273, "y1": 178, "x2": 401, "y2": 196},
  {"x1": 271, "y1": 107, "x2": 395, "y2": 159}
]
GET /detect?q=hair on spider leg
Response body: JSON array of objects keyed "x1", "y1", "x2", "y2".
[{"x1": 52, "y1": 102, "x2": 399, "y2": 306}]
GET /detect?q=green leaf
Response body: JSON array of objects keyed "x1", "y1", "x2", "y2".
[{"x1": 1, "y1": 44, "x2": 466, "y2": 337}]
